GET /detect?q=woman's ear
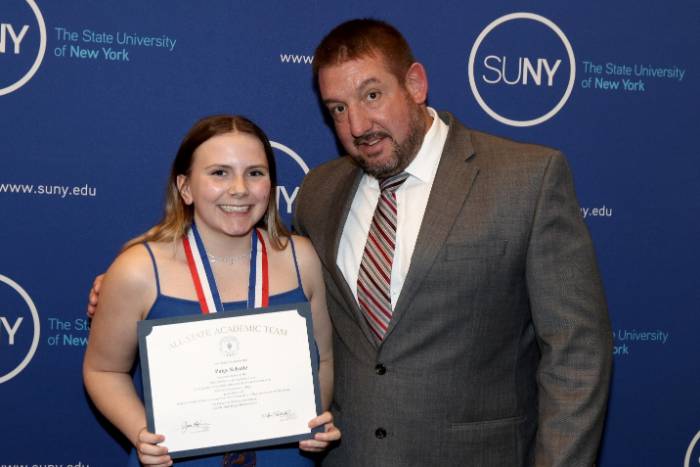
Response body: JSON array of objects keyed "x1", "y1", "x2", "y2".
[{"x1": 176, "y1": 175, "x2": 193, "y2": 205}]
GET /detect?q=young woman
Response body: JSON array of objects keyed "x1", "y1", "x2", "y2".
[{"x1": 83, "y1": 115, "x2": 338, "y2": 466}]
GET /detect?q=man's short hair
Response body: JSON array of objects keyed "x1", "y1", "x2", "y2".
[{"x1": 313, "y1": 19, "x2": 415, "y2": 83}]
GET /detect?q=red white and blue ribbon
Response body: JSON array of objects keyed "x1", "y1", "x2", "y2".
[
  {"x1": 183, "y1": 223, "x2": 268, "y2": 314},
  {"x1": 248, "y1": 229, "x2": 269, "y2": 308}
]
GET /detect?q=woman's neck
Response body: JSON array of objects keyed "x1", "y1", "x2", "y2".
[{"x1": 193, "y1": 224, "x2": 256, "y2": 258}]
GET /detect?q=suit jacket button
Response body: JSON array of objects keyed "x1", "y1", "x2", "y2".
[
  {"x1": 375, "y1": 364, "x2": 386, "y2": 375},
  {"x1": 375, "y1": 428, "x2": 387, "y2": 439}
]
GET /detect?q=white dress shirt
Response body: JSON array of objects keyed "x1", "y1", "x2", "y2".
[{"x1": 337, "y1": 107, "x2": 449, "y2": 308}]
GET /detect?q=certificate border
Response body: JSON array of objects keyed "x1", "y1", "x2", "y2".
[{"x1": 137, "y1": 302, "x2": 322, "y2": 459}]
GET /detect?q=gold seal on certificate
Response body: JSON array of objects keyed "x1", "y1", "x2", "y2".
[{"x1": 137, "y1": 302, "x2": 321, "y2": 459}]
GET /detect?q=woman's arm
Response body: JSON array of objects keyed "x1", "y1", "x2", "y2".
[
  {"x1": 83, "y1": 245, "x2": 172, "y2": 466},
  {"x1": 294, "y1": 235, "x2": 333, "y2": 410},
  {"x1": 293, "y1": 235, "x2": 340, "y2": 452}
]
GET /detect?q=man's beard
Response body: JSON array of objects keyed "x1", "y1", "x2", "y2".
[{"x1": 350, "y1": 105, "x2": 426, "y2": 179}]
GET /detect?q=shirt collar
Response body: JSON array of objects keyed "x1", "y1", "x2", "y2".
[{"x1": 404, "y1": 107, "x2": 449, "y2": 184}]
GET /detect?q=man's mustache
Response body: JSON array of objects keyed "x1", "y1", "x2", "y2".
[{"x1": 353, "y1": 131, "x2": 391, "y2": 147}]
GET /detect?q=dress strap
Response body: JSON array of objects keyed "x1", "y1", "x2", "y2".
[
  {"x1": 289, "y1": 236, "x2": 303, "y2": 290},
  {"x1": 142, "y1": 242, "x2": 162, "y2": 296}
]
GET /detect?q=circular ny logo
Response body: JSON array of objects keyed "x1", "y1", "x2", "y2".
[
  {"x1": 219, "y1": 336, "x2": 239, "y2": 357},
  {"x1": 271, "y1": 141, "x2": 309, "y2": 228},
  {"x1": 0, "y1": 0, "x2": 46, "y2": 96},
  {"x1": 468, "y1": 12, "x2": 575, "y2": 127},
  {"x1": 685, "y1": 430, "x2": 700, "y2": 467},
  {"x1": 0, "y1": 274, "x2": 40, "y2": 384}
]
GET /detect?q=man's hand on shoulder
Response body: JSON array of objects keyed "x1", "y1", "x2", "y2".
[{"x1": 87, "y1": 274, "x2": 105, "y2": 318}]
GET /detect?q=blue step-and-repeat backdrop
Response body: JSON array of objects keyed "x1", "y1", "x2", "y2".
[{"x1": 1, "y1": 1, "x2": 698, "y2": 465}]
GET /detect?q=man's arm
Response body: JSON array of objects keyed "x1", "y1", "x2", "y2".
[{"x1": 526, "y1": 152, "x2": 613, "y2": 466}]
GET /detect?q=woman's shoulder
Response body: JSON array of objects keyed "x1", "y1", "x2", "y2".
[
  {"x1": 141, "y1": 239, "x2": 179, "y2": 261},
  {"x1": 289, "y1": 235, "x2": 320, "y2": 263},
  {"x1": 288, "y1": 235, "x2": 322, "y2": 286},
  {"x1": 289, "y1": 234, "x2": 313, "y2": 252},
  {"x1": 107, "y1": 240, "x2": 175, "y2": 293},
  {"x1": 105, "y1": 243, "x2": 155, "y2": 290}
]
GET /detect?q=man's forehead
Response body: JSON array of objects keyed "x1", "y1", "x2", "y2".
[{"x1": 318, "y1": 56, "x2": 395, "y2": 97}]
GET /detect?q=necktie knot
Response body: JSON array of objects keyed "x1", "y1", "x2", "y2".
[{"x1": 379, "y1": 172, "x2": 409, "y2": 193}]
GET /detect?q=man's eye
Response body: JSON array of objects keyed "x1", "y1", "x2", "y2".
[
  {"x1": 331, "y1": 105, "x2": 346, "y2": 115},
  {"x1": 367, "y1": 91, "x2": 380, "y2": 101}
]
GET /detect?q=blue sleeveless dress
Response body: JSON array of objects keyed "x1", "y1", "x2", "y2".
[{"x1": 128, "y1": 240, "x2": 317, "y2": 466}]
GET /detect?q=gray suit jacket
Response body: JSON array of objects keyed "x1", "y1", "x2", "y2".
[{"x1": 294, "y1": 112, "x2": 612, "y2": 467}]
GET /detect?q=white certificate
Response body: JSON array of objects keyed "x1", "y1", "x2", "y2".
[{"x1": 137, "y1": 303, "x2": 321, "y2": 459}]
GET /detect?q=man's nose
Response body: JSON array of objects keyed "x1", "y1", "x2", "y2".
[{"x1": 348, "y1": 106, "x2": 372, "y2": 138}]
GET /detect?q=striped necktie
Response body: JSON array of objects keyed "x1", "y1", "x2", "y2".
[{"x1": 357, "y1": 172, "x2": 409, "y2": 341}]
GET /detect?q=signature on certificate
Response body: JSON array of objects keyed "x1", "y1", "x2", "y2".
[
  {"x1": 261, "y1": 409, "x2": 297, "y2": 421},
  {"x1": 180, "y1": 420, "x2": 212, "y2": 434}
]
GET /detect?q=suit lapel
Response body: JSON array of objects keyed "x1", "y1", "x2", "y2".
[
  {"x1": 384, "y1": 114, "x2": 479, "y2": 340},
  {"x1": 318, "y1": 165, "x2": 360, "y2": 274},
  {"x1": 315, "y1": 164, "x2": 381, "y2": 342},
  {"x1": 321, "y1": 161, "x2": 410, "y2": 349}
]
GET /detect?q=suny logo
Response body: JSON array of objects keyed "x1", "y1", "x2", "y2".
[
  {"x1": 468, "y1": 12, "x2": 575, "y2": 127},
  {"x1": 271, "y1": 141, "x2": 309, "y2": 228},
  {"x1": 0, "y1": 274, "x2": 40, "y2": 384},
  {"x1": 686, "y1": 430, "x2": 700, "y2": 467},
  {"x1": 0, "y1": 0, "x2": 46, "y2": 96}
]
